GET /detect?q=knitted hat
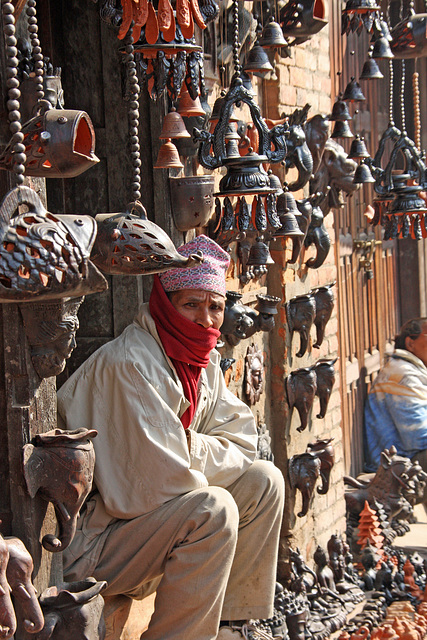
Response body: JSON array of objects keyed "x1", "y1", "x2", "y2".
[{"x1": 159, "y1": 235, "x2": 230, "y2": 296}]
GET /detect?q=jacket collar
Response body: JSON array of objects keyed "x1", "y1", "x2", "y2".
[{"x1": 391, "y1": 348, "x2": 427, "y2": 372}]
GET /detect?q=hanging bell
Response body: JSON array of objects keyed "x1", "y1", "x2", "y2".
[
  {"x1": 239, "y1": 71, "x2": 257, "y2": 98},
  {"x1": 348, "y1": 135, "x2": 370, "y2": 159},
  {"x1": 331, "y1": 120, "x2": 354, "y2": 139},
  {"x1": 154, "y1": 139, "x2": 184, "y2": 169},
  {"x1": 258, "y1": 17, "x2": 289, "y2": 49},
  {"x1": 225, "y1": 123, "x2": 241, "y2": 159},
  {"x1": 342, "y1": 77, "x2": 366, "y2": 102},
  {"x1": 243, "y1": 42, "x2": 274, "y2": 74},
  {"x1": 274, "y1": 191, "x2": 304, "y2": 238},
  {"x1": 342, "y1": 0, "x2": 380, "y2": 14},
  {"x1": 359, "y1": 54, "x2": 384, "y2": 80},
  {"x1": 246, "y1": 238, "x2": 275, "y2": 266},
  {"x1": 159, "y1": 108, "x2": 191, "y2": 140},
  {"x1": 268, "y1": 170, "x2": 284, "y2": 194},
  {"x1": 209, "y1": 91, "x2": 240, "y2": 126},
  {"x1": 372, "y1": 35, "x2": 394, "y2": 59},
  {"x1": 353, "y1": 162, "x2": 375, "y2": 183},
  {"x1": 177, "y1": 88, "x2": 205, "y2": 117},
  {"x1": 330, "y1": 97, "x2": 352, "y2": 121}
]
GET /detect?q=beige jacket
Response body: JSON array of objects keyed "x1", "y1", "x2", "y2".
[{"x1": 57, "y1": 303, "x2": 257, "y2": 569}]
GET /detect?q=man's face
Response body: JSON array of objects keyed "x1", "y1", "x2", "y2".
[
  {"x1": 405, "y1": 322, "x2": 427, "y2": 367},
  {"x1": 169, "y1": 289, "x2": 225, "y2": 330}
]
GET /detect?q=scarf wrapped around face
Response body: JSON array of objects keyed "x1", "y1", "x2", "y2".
[{"x1": 149, "y1": 275, "x2": 220, "y2": 428}]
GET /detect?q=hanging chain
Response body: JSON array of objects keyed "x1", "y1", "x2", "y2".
[
  {"x1": 26, "y1": 0, "x2": 44, "y2": 102},
  {"x1": 388, "y1": 60, "x2": 394, "y2": 125},
  {"x1": 124, "y1": 25, "x2": 141, "y2": 203},
  {"x1": 232, "y1": 0, "x2": 241, "y2": 77},
  {"x1": 413, "y1": 71, "x2": 421, "y2": 152},
  {"x1": 2, "y1": 0, "x2": 26, "y2": 184},
  {"x1": 400, "y1": 59, "x2": 406, "y2": 134}
]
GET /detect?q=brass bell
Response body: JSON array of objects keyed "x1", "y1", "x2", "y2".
[
  {"x1": 240, "y1": 71, "x2": 256, "y2": 98},
  {"x1": 243, "y1": 42, "x2": 274, "y2": 74},
  {"x1": 268, "y1": 170, "x2": 284, "y2": 194},
  {"x1": 372, "y1": 36, "x2": 394, "y2": 59},
  {"x1": 331, "y1": 120, "x2": 354, "y2": 139},
  {"x1": 342, "y1": 77, "x2": 366, "y2": 102},
  {"x1": 258, "y1": 17, "x2": 289, "y2": 49},
  {"x1": 246, "y1": 238, "x2": 275, "y2": 266},
  {"x1": 348, "y1": 135, "x2": 370, "y2": 159},
  {"x1": 159, "y1": 108, "x2": 191, "y2": 140},
  {"x1": 154, "y1": 139, "x2": 184, "y2": 169},
  {"x1": 274, "y1": 191, "x2": 304, "y2": 238},
  {"x1": 225, "y1": 123, "x2": 241, "y2": 159},
  {"x1": 353, "y1": 162, "x2": 375, "y2": 184},
  {"x1": 177, "y1": 88, "x2": 206, "y2": 117},
  {"x1": 359, "y1": 50, "x2": 384, "y2": 79},
  {"x1": 330, "y1": 97, "x2": 352, "y2": 121}
]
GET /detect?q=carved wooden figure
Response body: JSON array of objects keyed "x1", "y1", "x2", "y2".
[
  {"x1": 313, "y1": 358, "x2": 337, "y2": 418},
  {"x1": 286, "y1": 294, "x2": 316, "y2": 358},
  {"x1": 35, "y1": 578, "x2": 107, "y2": 640},
  {"x1": 5, "y1": 537, "x2": 44, "y2": 634},
  {"x1": 306, "y1": 437, "x2": 335, "y2": 494},
  {"x1": 289, "y1": 452, "x2": 321, "y2": 517},
  {"x1": 286, "y1": 367, "x2": 317, "y2": 432},
  {"x1": 245, "y1": 343, "x2": 264, "y2": 405},
  {"x1": 313, "y1": 284, "x2": 335, "y2": 349},
  {"x1": 23, "y1": 428, "x2": 97, "y2": 553},
  {"x1": 0, "y1": 534, "x2": 16, "y2": 640}
]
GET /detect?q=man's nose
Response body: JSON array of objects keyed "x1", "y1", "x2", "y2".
[{"x1": 197, "y1": 307, "x2": 213, "y2": 328}]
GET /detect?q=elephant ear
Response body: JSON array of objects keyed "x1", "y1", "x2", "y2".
[
  {"x1": 285, "y1": 374, "x2": 296, "y2": 409},
  {"x1": 288, "y1": 456, "x2": 298, "y2": 489},
  {"x1": 22, "y1": 444, "x2": 43, "y2": 498}
]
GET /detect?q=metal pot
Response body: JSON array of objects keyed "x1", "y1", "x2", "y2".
[{"x1": 169, "y1": 175, "x2": 215, "y2": 231}]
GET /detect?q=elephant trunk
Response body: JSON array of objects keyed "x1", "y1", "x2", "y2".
[
  {"x1": 314, "y1": 319, "x2": 326, "y2": 348},
  {"x1": 33, "y1": 613, "x2": 60, "y2": 640},
  {"x1": 42, "y1": 503, "x2": 77, "y2": 553},
  {"x1": 288, "y1": 144, "x2": 314, "y2": 192},
  {"x1": 305, "y1": 225, "x2": 331, "y2": 269},
  {"x1": 317, "y1": 468, "x2": 332, "y2": 495},
  {"x1": 297, "y1": 488, "x2": 310, "y2": 517},
  {"x1": 289, "y1": 236, "x2": 304, "y2": 265},
  {"x1": 316, "y1": 394, "x2": 327, "y2": 419},
  {"x1": 296, "y1": 329, "x2": 309, "y2": 358}
]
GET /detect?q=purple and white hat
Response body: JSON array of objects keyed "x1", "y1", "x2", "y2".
[{"x1": 159, "y1": 235, "x2": 230, "y2": 296}]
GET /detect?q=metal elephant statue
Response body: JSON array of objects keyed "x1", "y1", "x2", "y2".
[
  {"x1": 0, "y1": 534, "x2": 16, "y2": 640},
  {"x1": 306, "y1": 437, "x2": 335, "y2": 495},
  {"x1": 283, "y1": 104, "x2": 313, "y2": 192},
  {"x1": 313, "y1": 358, "x2": 337, "y2": 419},
  {"x1": 23, "y1": 428, "x2": 97, "y2": 553},
  {"x1": 286, "y1": 366, "x2": 317, "y2": 432},
  {"x1": 289, "y1": 452, "x2": 321, "y2": 517},
  {"x1": 304, "y1": 195, "x2": 331, "y2": 269},
  {"x1": 286, "y1": 293, "x2": 316, "y2": 358},
  {"x1": 313, "y1": 283, "x2": 335, "y2": 348},
  {"x1": 5, "y1": 537, "x2": 44, "y2": 634},
  {"x1": 35, "y1": 578, "x2": 107, "y2": 640}
]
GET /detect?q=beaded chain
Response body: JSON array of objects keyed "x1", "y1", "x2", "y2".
[{"x1": 123, "y1": 25, "x2": 142, "y2": 202}]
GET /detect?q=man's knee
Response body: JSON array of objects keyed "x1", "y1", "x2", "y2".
[
  {"x1": 240, "y1": 460, "x2": 285, "y2": 503},
  {"x1": 192, "y1": 486, "x2": 240, "y2": 539}
]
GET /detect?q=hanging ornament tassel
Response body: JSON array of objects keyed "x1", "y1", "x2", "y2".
[
  {"x1": 266, "y1": 193, "x2": 281, "y2": 229},
  {"x1": 118, "y1": 0, "x2": 134, "y2": 39},
  {"x1": 400, "y1": 214, "x2": 410, "y2": 238},
  {"x1": 412, "y1": 214, "x2": 422, "y2": 240},
  {"x1": 238, "y1": 196, "x2": 250, "y2": 233},
  {"x1": 222, "y1": 196, "x2": 234, "y2": 231},
  {"x1": 255, "y1": 195, "x2": 267, "y2": 232},
  {"x1": 167, "y1": 51, "x2": 187, "y2": 101}
]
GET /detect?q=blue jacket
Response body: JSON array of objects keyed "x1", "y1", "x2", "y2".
[{"x1": 364, "y1": 349, "x2": 427, "y2": 471}]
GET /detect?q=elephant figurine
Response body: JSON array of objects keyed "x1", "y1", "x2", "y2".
[
  {"x1": 313, "y1": 359, "x2": 337, "y2": 419},
  {"x1": 23, "y1": 428, "x2": 97, "y2": 553},
  {"x1": 313, "y1": 283, "x2": 335, "y2": 348},
  {"x1": 283, "y1": 104, "x2": 313, "y2": 192},
  {"x1": 5, "y1": 537, "x2": 44, "y2": 634},
  {"x1": 306, "y1": 437, "x2": 335, "y2": 495},
  {"x1": 289, "y1": 452, "x2": 321, "y2": 517},
  {"x1": 220, "y1": 291, "x2": 254, "y2": 346},
  {"x1": 305, "y1": 114, "x2": 330, "y2": 176},
  {"x1": 0, "y1": 535, "x2": 16, "y2": 640},
  {"x1": 286, "y1": 367, "x2": 317, "y2": 432},
  {"x1": 35, "y1": 578, "x2": 107, "y2": 640},
  {"x1": 304, "y1": 196, "x2": 331, "y2": 269},
  {"x1": 288, "y1": 197, "x2": 313, "y2": 264},
  {"x1": 286, "y1": 293, "x2": 316, "y2": 358}
]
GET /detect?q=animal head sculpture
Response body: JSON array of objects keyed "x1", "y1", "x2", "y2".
[
  {"x1": 283, "y1": 104, "x2": 313, "y2": 192},
  {"x1": 306, "y1": 437, "x2": 335, "y2": 494},
  {"x1": 36, "y1": 578, "x2": 106, "y2": 640},
  {"x1": 5, "y1": 537, "x2": 44, "y2": 634},
  {"x1": 19, "y1": 297, "x2": 83, "y2": 379},
  {"x1": 288, "y1": 197, "x2": 313, "y2": 265},
  {"x1": 23, "y1": 428, "x2": 97, "y2": 553},
  {"x1": 245, "y1": 343, "x2": 264, "y2": 405},
  {"x1": 286, "y1": 367, "x2": 317, "y2": 432},
  {"x1": 286, "y1": 293, "x2": 316, "y2": 358},
  {"x1": 313, "y1": 359, "x2": 337, "y2": 419},
  {"x1": 305, "y1": 114, "x2": 330, "y2": 176},
  {"x1": 313, "y1": 284, "x2": 335, "y2": 347},
  {"x1": 304, "y1": 194, "x2": 331, "y2": 269},
  {"x1": 289, "y1": 452, "x2": 321, "y2": 517},
  {"x1": 220, "y1": 291, "x2": 254, "y2": 346},
  {"x1": 0, "y1": 534, "x2": 16, "y2": 640}
]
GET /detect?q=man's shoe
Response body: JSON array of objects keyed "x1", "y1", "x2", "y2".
[{"x1": 217, "y1": 623, "x2": 280, "y2": 639}]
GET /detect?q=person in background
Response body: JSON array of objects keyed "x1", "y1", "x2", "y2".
[
  {"x1": 364, "y1": 318, "x2": 427, "y2": 486},
  {"x1": 57, "y1": 234, "x2": 285, "y2": 640}
]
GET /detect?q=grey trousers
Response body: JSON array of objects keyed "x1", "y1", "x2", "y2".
[{"x1": 82, "y1": 460, "x2": 284, "y2": 640}]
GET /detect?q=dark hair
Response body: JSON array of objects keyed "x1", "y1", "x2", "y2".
[{"x1": 394, "y1": 317, "x2": 427, "y2": 350}]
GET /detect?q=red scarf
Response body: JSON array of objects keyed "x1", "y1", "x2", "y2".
[{"x1": 149, "y1": 275, "x2": 220, "y2": 428}]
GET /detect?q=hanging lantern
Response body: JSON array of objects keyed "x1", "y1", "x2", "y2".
[
  {"x1": 391, "y1": 11, "x2": 427, "y2": 59},
  {"x1": 280, "y1": 0, "x2": 328, "y2": 45},
  {"x1": 342, "y1": 0, "x2": 380, "y2": 35}
]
